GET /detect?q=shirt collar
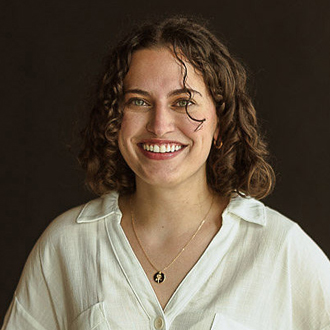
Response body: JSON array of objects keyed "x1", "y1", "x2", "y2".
[
  {"x1": 225, "y1": 194, "x2": 266, "y2": 226},
  {"x1": 76, "y1": 191, "x2": 266, "y2": 226},
  {"x1": 76, "y1": 192, "x2": 121, "y2": 223}
]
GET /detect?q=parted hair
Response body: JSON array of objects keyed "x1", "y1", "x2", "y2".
[{"x1": 79, "y1": 16, "x2": 275, "y2": 199}]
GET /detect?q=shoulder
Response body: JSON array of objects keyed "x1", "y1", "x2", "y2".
[
  {"x1": 38, "y1": 191, "x2": 120, "y2": 248},
  {"x1": 226, "y1": 195, "x2": 330, "y2": 297},
  {"x1": 226, "y1": 195, "x2": 297, "y2": 235},
  {"x1": 226, "y1": 195, "x2": 329, "y2": 263}
]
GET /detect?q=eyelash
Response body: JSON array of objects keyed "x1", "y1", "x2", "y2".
[
  {"x1": 174, "y1": 98, "x2": 195, "y2": 108},
  {"x1": 127, "y1": 98, "x2": 149, "y2": 107},
  {"x1": 126, "y1": 97, "x2": 195, "y2": 109}
]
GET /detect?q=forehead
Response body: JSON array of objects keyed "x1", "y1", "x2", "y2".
[{"x1": 124, "y1": 47, "x2": 207, "y2": 93}]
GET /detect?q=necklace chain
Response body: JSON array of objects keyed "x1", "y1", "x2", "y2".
[{"x1": 130, "y1": 195, "x2": 214, "y2": 283}]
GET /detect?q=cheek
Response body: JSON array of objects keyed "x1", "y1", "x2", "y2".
[
  {"x1": 208, "y1": 108, "x2": 219, "y2": 138},
  {"x1": 118, "y1": 112, "x2": 145, "y2": 154},
  {"x1": 118, "y1": 128, "x2": 133, "y2": 169},
  {"x1": 178, "y1": 113, "x2": 207, "y2": 134},
  {"x1": 200, "y1": 109, "x2": 219, "y2": 137},
  {"x1": 118, "y1": 117, "x2": 131, "y2": 155},
  {"x1": 120, "y1": 111, "x2": 147, "y2": 133},
  {"x1": 118, "y1": 114, "x2": 136, "y2": 143}
]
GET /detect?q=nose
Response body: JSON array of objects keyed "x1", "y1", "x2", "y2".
[{"x1": 146, "y1": 102, "x2": 175, "y2": 137}]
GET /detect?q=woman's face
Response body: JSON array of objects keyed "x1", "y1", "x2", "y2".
[{"x1": 118, "y1": 47, "x2": 219, "y2": 189}]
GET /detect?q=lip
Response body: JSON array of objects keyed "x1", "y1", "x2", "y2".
[
  {"x1": 137, "y1": 139, "x2": 187, "y2": 160},
  {"x1": 139, "y1": 139, "x2": 186, "y2": 144}
]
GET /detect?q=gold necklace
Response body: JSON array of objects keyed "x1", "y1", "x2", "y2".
[{"x1": 130, "y1": 196, "x2": 214, "y2": 284}]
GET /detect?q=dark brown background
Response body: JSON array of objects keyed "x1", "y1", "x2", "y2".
[{"x1": 1, "y1": 0, "x2": 329, "y2": 321}]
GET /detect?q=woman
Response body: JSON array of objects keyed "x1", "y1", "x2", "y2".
[{"x1": 2, "y1": 16, "x2": 330, "y2": 330}]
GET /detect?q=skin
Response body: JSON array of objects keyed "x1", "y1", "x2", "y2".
[
  {"x1": 118, "y1": 47, "x2": 219, "y2": 190},
  {"x1": 118, "y1": 47, "x2": 228, "y2": 309}
]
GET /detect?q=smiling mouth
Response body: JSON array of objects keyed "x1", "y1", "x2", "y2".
[{"x1": 141, "y1": 143, "x2": 184, "y2": 153}]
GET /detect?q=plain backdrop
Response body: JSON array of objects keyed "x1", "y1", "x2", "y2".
[{"x1": 1, "y1": 0, "x2": 329, "y2": 321}]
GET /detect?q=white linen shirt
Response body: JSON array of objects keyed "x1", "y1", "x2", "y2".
[{"x1": 2, "y1": 192, "x2": 330, "y2": 330}]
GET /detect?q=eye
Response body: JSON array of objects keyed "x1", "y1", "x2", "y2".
[
  {"x1": 126, "y1": 98, "x2": 150, "y2": 108},
  {"x1": 174, "y1": 99, "x2": 195, "y2": 108},
  {"x1": 131, "y1": 98, "x2": 148, "y2": 106}
]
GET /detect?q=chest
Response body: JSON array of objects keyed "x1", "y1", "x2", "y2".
[
  {"x1": 62, "y1": 217, "x2": 298, "y2": 329},
  {"x1": 120, "y1": 216, "x2": 222, "y2": 309}
]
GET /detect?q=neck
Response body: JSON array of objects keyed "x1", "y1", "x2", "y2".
[{"x1": 129, "y1": 178, "x2": 223, "y2": 233}]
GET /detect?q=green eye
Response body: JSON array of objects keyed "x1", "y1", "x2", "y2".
[
  {"x1": 132, "y1": 99, "x2": 147, "y2": 106},
  {"x1": 176, "y1": 99, "x2": 193, "y2": 107}
]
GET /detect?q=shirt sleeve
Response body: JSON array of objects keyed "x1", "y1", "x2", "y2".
[
  {"x1": 288, "y1": 224, "x2": 330, "y2": 329},
  {"x1": 1, "y1": 236, "x2": 60, "y2": 330},
  {"x1": 1, "y1": 296, "x2": 49, "y2": 330}
]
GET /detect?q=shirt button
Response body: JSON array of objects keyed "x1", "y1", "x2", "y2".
[{"x1": 154, "y1": 316, "x2": 164, "y2": 329}]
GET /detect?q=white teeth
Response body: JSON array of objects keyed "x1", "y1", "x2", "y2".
[{"x1": 142, "y1": 143, "x2": 182, "y2": 153}]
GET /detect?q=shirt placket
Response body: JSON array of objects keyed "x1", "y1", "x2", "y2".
[{"x1": 106, "y1": 212, "x2": 168, "y2": 329}]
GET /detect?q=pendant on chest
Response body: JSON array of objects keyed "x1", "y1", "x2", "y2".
[{"x1": 153, "y1": 271, "x2": 166, "y2": 283}]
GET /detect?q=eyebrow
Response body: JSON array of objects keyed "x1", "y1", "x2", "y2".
[{"x1": 124, "y1": 88, "x2": 203, "y2": 98}]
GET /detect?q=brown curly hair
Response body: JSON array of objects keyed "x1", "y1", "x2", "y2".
[{"x1": 79, "y1": 16, "x2": 275, "y2": 199}]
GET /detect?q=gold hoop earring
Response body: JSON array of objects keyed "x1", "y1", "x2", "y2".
[{"x1": 213, "y1": 140, "x2": 223, "y2": 149}]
